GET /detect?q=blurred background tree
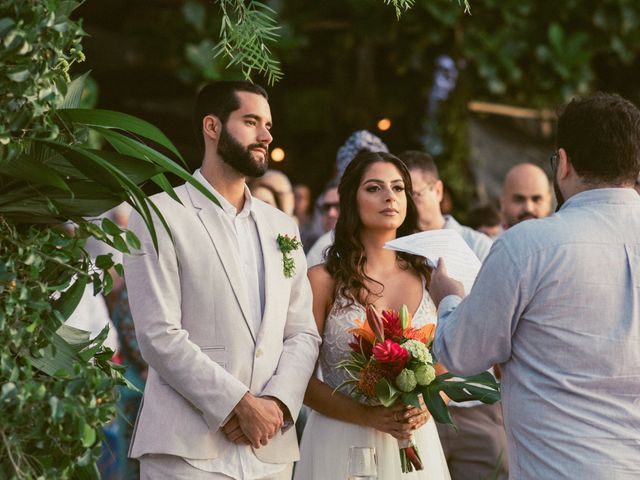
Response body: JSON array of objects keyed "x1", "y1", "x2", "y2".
[{"x1": 76, "y1": 0, "x2": 640, "y2": 214}]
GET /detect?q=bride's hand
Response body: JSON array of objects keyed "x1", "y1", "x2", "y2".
[
  {"x1": 363, "y1": 404, "x2": 428, "y2": 440},
  {"x1": 405, "y1": 403, "x2": 431, "y2": 431}
]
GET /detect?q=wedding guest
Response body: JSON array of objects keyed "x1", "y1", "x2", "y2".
[
  {"x1": 467, "y1": 204, "x2": 503, "y2": 239},
  {"x1": 305, "y1": 180, "x2": 339, "y2": 267},
  {"x1": 250, "y1": 183, "x2": 278, "y2": 208},
  {"x1": 293, "y1": 183, "x2": 312, "y2": 222},
  {"x1": 499, "y1": 163, "x2": 552, "y2": 228},
  {"x1": 306, "y1": 130, "x2": 388, "y2": 267},
  {"x1": 400, "y1": 151, "x2": 493, "y2": 261},
  {"x1": 293, "y1": 183, "x2": 320, "y2": 250},
  {"x1": 125, "y1": 80, "x2": 320, "y2": 479},
  {"x1": 110, "y1": 288, "x2": 146, "y2": 479},
  {"x1": 295, "y1": 151, "x2": 450, "y2": 479},
  {"x1": 250, "y1": 169, "x2": 295, "y2": 217},
  {"x1": 430, "y1": 92, "x2": 640, "y2": 479},
  {"x1": 399, "y1": 151, "x2": 507, "y2": 480}
]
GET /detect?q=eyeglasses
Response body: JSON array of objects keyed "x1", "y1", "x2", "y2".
[
  {"x1": 411, "y1": 184, "x2": 435, "y2": 199},
  {"x1": 320, "y1": 202, "x2": 340, "y2": 214},
  {"x1": 549, "y1": 150, "x2": 559, "y2": 172}
]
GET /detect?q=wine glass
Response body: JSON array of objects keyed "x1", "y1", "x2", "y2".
[{"x1": 347, "y1": 446, "x2": 378, "y2": 480}]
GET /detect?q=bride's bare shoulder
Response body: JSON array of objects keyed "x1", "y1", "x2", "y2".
[{"x1": 308, "y1": 264, "x2": 334, "y2": 292}]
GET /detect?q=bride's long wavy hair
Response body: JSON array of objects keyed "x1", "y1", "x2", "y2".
[{"x1": 325, "y1": 151, "x2": 431, "y2": 306}]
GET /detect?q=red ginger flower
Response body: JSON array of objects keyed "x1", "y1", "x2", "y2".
[
  {"x1": 372, "y1": 340, "x2": 409, "y2": 369},
  {"x1": 382, "y1": 309, "x2": 403, "y2": 339}
]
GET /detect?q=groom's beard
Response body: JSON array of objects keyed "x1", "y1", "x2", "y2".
[
  {"x1": 218, "y1": 125, "x2": 269, "y2": 178},
  {"x1": 553, "y1": 178, "x2": 565, "y2": 212}
]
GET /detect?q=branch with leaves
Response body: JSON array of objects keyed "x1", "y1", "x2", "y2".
[
  {"x1": 212, "y1": 0, "x2": 471, "y2": 84},
  {"x1": 214, "y1": 0, "x2": 283, "y2": 85}
]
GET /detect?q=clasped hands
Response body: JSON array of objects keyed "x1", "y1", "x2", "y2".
[
  {"x1": 365, "y1": 401, "x2": 430, "y2": 441},
  {"x1": 222, "y1": 392, "x2": 287, "y2": 448}
]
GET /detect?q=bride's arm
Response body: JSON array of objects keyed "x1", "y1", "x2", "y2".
[{"x1": 303, "y1": 266, "x2": 423, "y2": 440}]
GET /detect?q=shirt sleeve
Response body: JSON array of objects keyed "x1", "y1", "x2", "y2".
[{"x1": 433, "y1": 238, "x2": 527, "y2": 376}]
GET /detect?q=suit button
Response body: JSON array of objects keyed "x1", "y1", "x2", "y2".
[{"x1": 255, "y1": 348, "x2": 263, "y2": 358}]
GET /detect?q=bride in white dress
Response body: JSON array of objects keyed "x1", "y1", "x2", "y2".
[{"x1": 295, "y1": 152, "x2": 450, "y2": 480}]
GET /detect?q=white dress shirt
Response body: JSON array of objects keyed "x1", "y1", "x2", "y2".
[{"x1": 184, "y1": 170, "x2": 284, "y2": 479}]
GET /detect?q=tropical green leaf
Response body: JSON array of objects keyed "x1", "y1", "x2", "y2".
[
  {"x1": 27, "y1": 330, "x2": 82, "y2": 377},
  {"x1": 375, "y1": 377, "x2": 401, "y2": 407},
  {"x1": 0, "y1": 154, "x2": 71, "y2": 192},
  {"x1": 96, "y1": 126, "x2": 220, "y2": 208},
  {"x1": 81, "y1": 423, "x2": 96, "y2": 448},
  {"x1": 151, "y1": 173, "x2": 181, "y2": 203},
  {"x1": 78, "y1": 324, "x2": 110, "y2": 362},
  {"x1": 59, "y1": 109, "x2": 184, "y2": 163},
  {"x1": 125, "y1": 229, "x2": 141, "y2": 250},
  {"x1": 34, "y1": 140, "x2": 123, "y2": 190},
  {"x1": 421, "y1": 383, "x2": 453, "y2": 425},
  {"x1": 101, "y1": 217, "x2": 122, "y2": 236},
  {"x1": 61, "y1": 71, "x2": 91, "y2": 109},
  {"x1": 52, "y1": 275, "x2": 87, "y2": 321},
  {"x1": 56, "y1": 324, "x2": 93, "y2": 352}
]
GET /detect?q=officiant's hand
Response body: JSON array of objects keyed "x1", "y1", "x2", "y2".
[
  {"x1": 233, "y1": 392, "x2": 284, "y2": 448},
  {"x1": 429, "y1": 257, "x2": 465, "y2": 307}
]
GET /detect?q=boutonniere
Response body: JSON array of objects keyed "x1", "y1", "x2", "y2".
[{"x1": 276, "y1": 233, "x2": 301, "y2": 279}]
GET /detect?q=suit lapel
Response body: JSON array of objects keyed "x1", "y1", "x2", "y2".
[{"x1": 186, "y1": 183, "x2": 257, "y2": 343}]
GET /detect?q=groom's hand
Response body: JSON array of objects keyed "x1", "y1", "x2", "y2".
[
  {"x1": 233, "y1": 392, "x2": 284, "y2": 448},
  {"x1": 222, "y1": 415, "x2": 251, "y2": 445}
]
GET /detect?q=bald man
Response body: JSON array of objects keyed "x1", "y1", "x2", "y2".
[{"x1": 500, "y1": 163, "x2": 552, "y2": 228}]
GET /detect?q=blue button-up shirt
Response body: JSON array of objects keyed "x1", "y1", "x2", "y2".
[{"x1": 434, "y1": 188, "x2": 640, "y2": 479}]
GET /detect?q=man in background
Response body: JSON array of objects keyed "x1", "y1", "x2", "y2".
[
  {"x1": 305, "y1": 180, "x2": 339, "y2": 267},
  {"x1": 399, "y1": 150, "x2": 507, "y2": 480},
  {"x1": 500, "y1": 163, "x2": 552, "y2": 228},
  {"x1": 400, "y1": 151, "x2": 493, "y2": 261},
  {"x1": 467, "y1": 204, "x2": 503, "y2": 239}
]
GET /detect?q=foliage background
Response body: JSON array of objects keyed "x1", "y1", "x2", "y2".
[
  {"x1": 0, "y1": 0, "x2": 218, "y2": 477},
  {"x1": 76, "y1": 0, "x2": 640, "y2": 213}
]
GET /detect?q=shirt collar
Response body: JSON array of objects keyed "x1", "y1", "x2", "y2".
[
  {"x1": 193, "y1": 169, "x2": 255, "y2": 219},
  {"x1": 442, "y1": 214, "x2": 462, "y2": 233},
  {"x1": 559, "y1": 187, "x2": 640, "y2": 211}
]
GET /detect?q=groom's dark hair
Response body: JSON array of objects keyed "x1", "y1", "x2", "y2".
[{"x1": 193, "y1": 80, "x2": 268, "y2": 153}]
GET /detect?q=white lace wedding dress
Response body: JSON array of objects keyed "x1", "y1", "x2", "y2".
[{"x1": 294, "y1": 291, "x2": 451, "y2": 479}]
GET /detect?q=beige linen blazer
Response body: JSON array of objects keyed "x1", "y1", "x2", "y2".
[{"x1": 124, "y1": 182, "x2": 320, "y2": 463}]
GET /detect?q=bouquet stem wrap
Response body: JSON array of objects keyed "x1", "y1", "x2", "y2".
[{"x1": 398, "y1": 434, "x2": 423, "y2": 472}]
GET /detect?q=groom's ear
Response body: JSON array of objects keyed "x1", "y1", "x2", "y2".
[{"x1": 203, "y1": 115, "x2": 221, "y2": 142}]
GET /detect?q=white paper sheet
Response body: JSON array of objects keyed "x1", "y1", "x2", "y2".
[{"x1": 384, "y1": 229, "x2": 481, "y2": 295}]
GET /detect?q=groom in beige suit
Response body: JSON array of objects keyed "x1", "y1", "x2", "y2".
[{"x1": 125, "y1": 80, "x2": 321, "y2": 479}]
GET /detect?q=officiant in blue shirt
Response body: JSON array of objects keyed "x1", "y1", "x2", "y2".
[{"x1": 429, "y1": 92, "x2": 640, "y2": 480}]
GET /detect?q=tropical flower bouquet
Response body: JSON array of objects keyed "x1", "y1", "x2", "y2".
[{"x1": 338, "y1": 304, "x2": 500, "y2": 473}]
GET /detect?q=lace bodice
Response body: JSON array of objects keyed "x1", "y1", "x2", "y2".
[{"x1": 319, "y1": 290, "x2": 438, "y2": 394}]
